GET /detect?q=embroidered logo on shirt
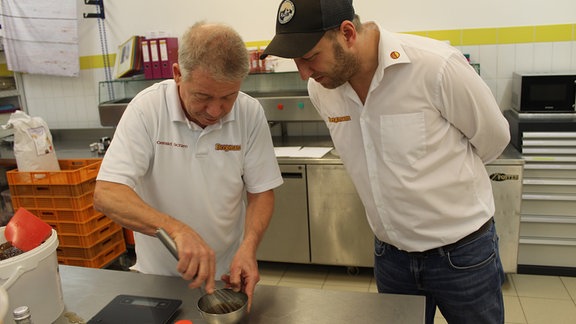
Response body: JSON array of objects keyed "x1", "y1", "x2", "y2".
[
  {"x1": 328, "y1": 116, "x2": 352, "y2": 123},
  {"x1": 156, "y1": 140, "x2": 188, "y2": 148},
  {"x1": 215, "y1": 143, "x2": 241, "y2": 152},
  {"x1": 390, "y1": 51, "x2": 400, "y2": 59}
]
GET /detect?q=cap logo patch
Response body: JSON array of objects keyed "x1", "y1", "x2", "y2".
[{"x1": 278, "y1": 0, "x2": 295, "y2": 25}]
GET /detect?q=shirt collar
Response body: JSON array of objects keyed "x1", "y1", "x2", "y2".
[
  {"x1": 165, "y1": 80, "x2": 187, "y2": 123},
  {"x1": 373, "y1": 24, "x2": 411, "y2": 84},
  {"x1": 340, "y1": 24, "x2": 412, "y2": 98}
]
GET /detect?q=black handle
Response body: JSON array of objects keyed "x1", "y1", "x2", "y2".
[{"x1": 281, "y1": 172, "x2": 303, "y2": 179}]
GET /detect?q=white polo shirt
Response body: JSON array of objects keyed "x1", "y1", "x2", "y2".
[
  {"x1": 97, "y1": 80, "x2": 283, "y2": 277},
  {"x1": 308, "y1": 25, "x2": 510, "y2": 252}
]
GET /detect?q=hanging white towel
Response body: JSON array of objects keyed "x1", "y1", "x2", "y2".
[{"x1": 0, "y1": 0, "x2": 79, "y2": 77}]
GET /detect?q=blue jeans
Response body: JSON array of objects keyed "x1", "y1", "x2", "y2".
[{"x1": 374, "y1": 221, "x2": 505, "y2": 324}]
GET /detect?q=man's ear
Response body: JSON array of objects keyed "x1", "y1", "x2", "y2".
[
  {"x1": 340, "y1": 20, "x2": 357, "y2": 44},
  {"x1": 172, "y1": 63, "x2": 181, "y2": 82}
]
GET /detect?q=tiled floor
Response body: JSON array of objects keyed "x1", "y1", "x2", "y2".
[{"x1": 257, "y1": 261, "x2": 576, "y2": 324}]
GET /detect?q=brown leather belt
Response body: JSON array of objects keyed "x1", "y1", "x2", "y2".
[{"x1": 415, "y1": 217, "x2": 494, "y2": 256}]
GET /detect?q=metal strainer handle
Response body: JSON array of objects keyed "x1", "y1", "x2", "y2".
[{"x1": 156, "y1": 228, "x2": 178, "y2": 259}]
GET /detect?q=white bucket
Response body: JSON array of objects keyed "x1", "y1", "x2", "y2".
[
  {"x1": 0, "y1": 285, "x2": 8, "y2": 324},
  {"x1": 0, "y1": 227, "x2": 64, "y2": 324}
]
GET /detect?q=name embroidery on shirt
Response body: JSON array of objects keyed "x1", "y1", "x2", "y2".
[
  {"x1": 156, "y1": 141, "x2": 189, "y2": 148},
  {"x1": 328, "y1": 116, "x2": 352, "y2": 123},
  {"x1": 215, "y1": 143, "x2": 241, "y2": 152}
]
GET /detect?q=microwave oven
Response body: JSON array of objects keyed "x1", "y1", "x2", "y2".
[{"x1": 511, "y1": 72, "x2": 576, "y2": 113}]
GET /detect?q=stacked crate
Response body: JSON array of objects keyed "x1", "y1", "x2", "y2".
[{"x1": 6, "y1": 159, "x2": 126, "y2": 268}]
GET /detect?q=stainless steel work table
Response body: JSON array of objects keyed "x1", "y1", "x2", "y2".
[{"x1": 55, "y1": 265, "x2": 425, "y2": 324}]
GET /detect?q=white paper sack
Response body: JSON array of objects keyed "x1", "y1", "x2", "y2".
[{"x1": 2, "y1": 110, "x2": 60, "y2": 171}]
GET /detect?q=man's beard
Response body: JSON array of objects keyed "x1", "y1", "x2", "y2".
[{"x1": 318, "y1": 41, "x2": 360, "y2": 89}]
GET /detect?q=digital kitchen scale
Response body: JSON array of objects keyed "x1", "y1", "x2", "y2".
[{"x1": 87, "y1": 295, "x2": 182, "y2": 324}]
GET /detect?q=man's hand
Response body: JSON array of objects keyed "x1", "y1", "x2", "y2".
[
  {"x1": 221, "y1": 245, "x2": 260, "y2": 312},
  {"x1": 170, "y1": 227, "x2": 217, "y2": 294}
]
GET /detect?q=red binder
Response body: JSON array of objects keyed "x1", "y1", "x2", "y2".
[
  {"x1": 141, "y1": 39, "x2": 153, "y2": 79},
  {"x1": 158, "y1": 37, "x2": 178, "y2": 79},
  {"x1": 149, "y1": 39, "x2": 162, "y2": 79}
]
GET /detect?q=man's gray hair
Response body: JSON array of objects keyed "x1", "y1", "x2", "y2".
[{"x1": 178, "y1": 22, "x2": 250, "y2": 81}]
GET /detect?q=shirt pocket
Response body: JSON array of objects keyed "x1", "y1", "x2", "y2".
[{"x1": 380, "y1": 112, "x2": 426, "y2": 165}]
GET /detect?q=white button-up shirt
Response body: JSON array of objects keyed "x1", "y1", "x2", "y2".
[{"x1": 308, "y1": 25, "x2": 510, "y2": 252}]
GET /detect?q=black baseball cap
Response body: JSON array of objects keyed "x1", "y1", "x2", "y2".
[{"x1": 260, "y1": 0, "x2": 355, "y2": 59}]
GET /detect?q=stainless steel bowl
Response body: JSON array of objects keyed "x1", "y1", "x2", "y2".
[{"x1": 197, "y1": 288, "x2": 248, "y2": 324}]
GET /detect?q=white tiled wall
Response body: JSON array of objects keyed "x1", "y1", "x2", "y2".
[
  {"x1": 23, "y1": 68, "x2": 106, "y2": 129},
  {"x1": 21, "y1": 41, "x2": 576, "y2": 130},
  {"x1": 456, "y1": 41, "x2": 576, "y2": 111}
]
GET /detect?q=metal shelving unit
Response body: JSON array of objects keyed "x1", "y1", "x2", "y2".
[
  {"x1": 0, "y1": 50, "x2": 27, "y2": 137},
  {"x1": 518, "y1": 132, "x2": 576, "y2": 269},
  {"x1": 505, "y1": 110, "x2": 576, "y2": 272}
]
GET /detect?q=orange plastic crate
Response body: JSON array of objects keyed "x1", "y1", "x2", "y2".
[
  {"x1": 57, "y1": 229, "x2": 124, "y2": 259},
  {"x1": 57, "y1": 221, "x2": 121, "y2": 246},
  {"x1": 12, "y1": 191, "x2": 94, "y2": 210},
  {"x1": 6, "y1": 159, "x2": 101, "y2": 185},
  {"x1": 28, "y1": 204, "x2": 99, "y2": 223},
  {"x1": 49, "y1": 213, "x2": 111, "y2": 235},
  {"x1": 57, "y1": 240, "x2": 126, "y2": 268},
  {"x1": 9, "y1": 178, "x2": 96, "y2": 197}
]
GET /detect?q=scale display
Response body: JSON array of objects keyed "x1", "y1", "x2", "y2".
[{"x1": 87, "y1": 295, "x2": 182, "y2": 324}]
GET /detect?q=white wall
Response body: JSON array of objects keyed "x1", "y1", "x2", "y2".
[
  {"x1": 20, "y1": 0, "x2": 576, "y2": 129},
  {"x1": 85, "y1": 0, "x2": 576, "y2": 54},
  {"x1": 355, "y1": 0, "x2": 576, "y2": 31}
]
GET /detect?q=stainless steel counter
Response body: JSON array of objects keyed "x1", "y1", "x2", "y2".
[
  {"x1": 55, "y1": 265, "x2": 425, "y2": 324},
  {"x1": 0, "y1": 129, "x2": 110, "y2": 166}
]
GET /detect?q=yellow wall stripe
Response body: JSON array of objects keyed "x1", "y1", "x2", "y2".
[
  {"x1": 535, "y1": 24, "x2": 573, "y2": 42},
  {"x1": 427, "y1": 30, "x2": 462, "y2": 46},
  {"x1": 462, "y1": 28, "x2": 498, "y2": 45},
  {"x1": 0, "y1": 64, "x2": 14, "y2": 77},
  {"x1": 245, "y1": 40, "x2": 270, "y2": 48},
  {"x1": 79, "y1": 54, "x2": 116, "y2": 70},
  {"x1": 408, "y1": 23, "x2": 574, "y2": 46},
  {"x1": 498, "y1": 26, "x2": 535, "y2": 44}
]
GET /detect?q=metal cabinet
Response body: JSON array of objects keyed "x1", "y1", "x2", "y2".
[
  {"x1": 257, "y1": 163, "x2": 373, "y2": 267},
  {"x1": 306, "y1": 164, "x2": 373, "y2": 268},
  {"x1": 505, "y1": 110, "x2": 576, "y2": 271},
  {"x1": 305, "y1": 163, "x2": 523, "y2": 272},
  {"x1": 486, "y1": 163, "x2": 524, "y2": 273},
  {"x1": 259, "y1": 157, "x2": 523, "y2": 272},
  {"x1": 518, "y1": 132, "x2": 576, "y2": 269},
  {"x1": 257, "y1": 164, "x2": 310, "y2": 263}
]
